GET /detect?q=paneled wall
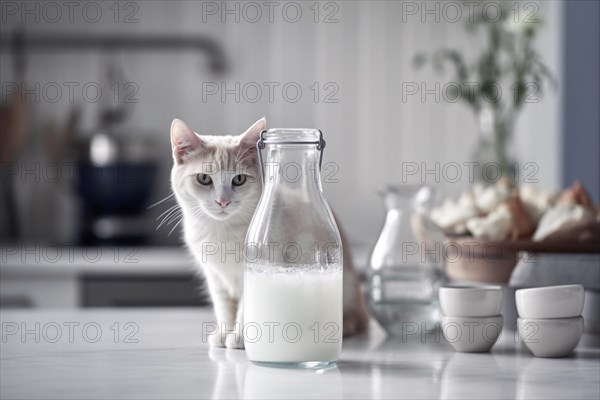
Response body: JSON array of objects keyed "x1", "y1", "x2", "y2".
[{"x1": 0, "y1": 1, "x2": 563, "y2": 245}]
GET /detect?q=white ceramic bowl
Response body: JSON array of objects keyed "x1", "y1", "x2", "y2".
[
  {"x1": 441, "y1": 315, "x2": 503, "y2": 353},
  {"x1": 439, "y1": 286, "x2": 503, "y2": 317},
  {"x1": 516, "y1": 285, "x2": 584, "y2": 319},
  {"x1": 518, "y1": 316, "x2": 584, "y2": 358}
]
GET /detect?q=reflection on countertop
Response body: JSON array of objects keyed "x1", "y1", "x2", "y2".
[{"x1": 1, "y1": 308, "x2": 599, "y2": 399}]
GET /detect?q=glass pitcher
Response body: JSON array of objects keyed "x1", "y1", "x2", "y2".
[
  {"x1": 244, "y1": 128, "x2": 342, "y2": 368},
  {"x1": 368, "y1": 185, "x2": 446, "y2": 335}
]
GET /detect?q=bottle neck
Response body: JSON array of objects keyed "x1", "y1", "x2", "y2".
[{"x1": 262, "y1": 144, "x2": 322, "y2": 192}]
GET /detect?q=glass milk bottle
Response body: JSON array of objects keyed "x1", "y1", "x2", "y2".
[{"x1": 244, "y1": 128, "x2": 343, "y2": 368}]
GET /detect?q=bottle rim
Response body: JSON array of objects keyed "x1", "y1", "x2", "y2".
[
  {"x1": 256, "y1": 129, "x2": 326, "y2": 179},
  {"x1": 260, "y1": 128, "x2": 322, "y2": 144}
]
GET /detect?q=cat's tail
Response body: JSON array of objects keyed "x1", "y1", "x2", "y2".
[{"x1": 337, "y1": 213, "x2": 370, "y2": 336}]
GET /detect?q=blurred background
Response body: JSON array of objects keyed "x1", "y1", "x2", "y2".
[{"x1": 1, "y1": 0, "x2": 598, "y2": 308}]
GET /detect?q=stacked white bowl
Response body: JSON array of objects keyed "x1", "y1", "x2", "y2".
[
  {"x1": 516, "y1": 284, "x2": 585, "y2": 358},
  {"x1": 439, "y1": 286, "x2": 503, "y2": 353}
]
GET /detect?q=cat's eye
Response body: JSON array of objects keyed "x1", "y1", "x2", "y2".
[
  {"x1": 197, "y1": 174, "x2": 212, "y2": 185},
  {"x1": 232, "y1": 174, "x2": 247, "y2": 187}
]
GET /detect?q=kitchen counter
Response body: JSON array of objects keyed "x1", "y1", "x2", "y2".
[
  {"x1": 0, "y1": 245, "x2": 371, "y2": 308},
  {"x1": 1, "y1": 308, "x2": 599, "y2": 399},
  {"x1": 0, "y1": 247, "x2": 200, "y2": 308}
]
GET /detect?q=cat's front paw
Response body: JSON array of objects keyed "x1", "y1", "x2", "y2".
[
  {"x1": 225, "y1": 333, "x2": 245, "y2": 349},
  {"x1": 208, "y1": 333, "x2": 226, "y2": 348}
]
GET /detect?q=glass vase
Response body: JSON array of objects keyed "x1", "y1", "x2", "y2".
[{"x1": 368, "y1": 185, "x2": 445, "y2": 335}]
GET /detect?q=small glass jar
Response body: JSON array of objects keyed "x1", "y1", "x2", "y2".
[
  {"x1": 368, "y1": 185, "x2": 446, "y2": 335},
  {"x1": 244, "y1": 128, "x2": 342, "y2": 368}
]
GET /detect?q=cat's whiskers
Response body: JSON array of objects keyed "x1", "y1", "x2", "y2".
[
  {"x1": 167, "y1": 204, "x2": 209, "y2": 237},
  {"x1": 157, "y1": 208, "x2": 179, "y2": 225},
  {"x1": 156, "y1": 204, "x2": 182, "y2": 230},
  {"x1": 164, "y1": 210, "x2": 182, "y2": 226},
  {"x1": 156, "y1": 204, "x2": 179, "y2": 221},
  {"x1": 168, "y1": 217, "x2": 184, "y2": 236},
  {"x1": 148, "y1": 192, "x2": 175, "y2": 209},
  {"x1": 166, "y1": 206, "x2": 202, "y2": 236},
  {"x1": 190, "y1": 204, "x2": 205, "y2": 218}
]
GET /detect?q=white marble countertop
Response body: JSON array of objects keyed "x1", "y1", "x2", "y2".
[{"x1": 1, "y1": 308, "x2": 599, "y2": 399}]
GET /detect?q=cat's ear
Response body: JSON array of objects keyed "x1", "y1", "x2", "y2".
[
  {"x1": 235, "y1": 117, "x2": 266, "y2": 165},
  {"x1": 240, "y1": 117, "x2": 266, "y2": 148},
  {"x1": 171, "y1": 118, "x2": 203, "y2": 164}
]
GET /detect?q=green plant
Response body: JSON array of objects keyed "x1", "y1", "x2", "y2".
[
  {"x1": 414, "y1": 4, "x2": 556, "y2": 179},
  {"x1": 414, "y1": 7, "x2": 555, "y2": 113}
]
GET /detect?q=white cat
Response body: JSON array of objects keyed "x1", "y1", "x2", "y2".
[{"x1": 170, "y1": 118, "x2": 369, "y2": 349}]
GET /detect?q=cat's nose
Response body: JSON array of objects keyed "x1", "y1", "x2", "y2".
[{"x1": 215, "y1": 199, "x2": 231, "y2": 208}]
